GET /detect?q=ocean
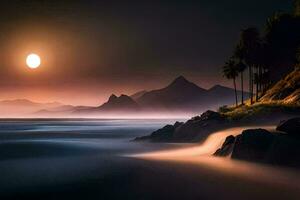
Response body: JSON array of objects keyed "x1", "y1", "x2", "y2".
[{"x1": 0, "y1": 119, "x2": 300, "y2": 200}]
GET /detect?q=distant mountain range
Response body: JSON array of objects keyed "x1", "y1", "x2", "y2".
[
  {"x1": 0, "y1": 76, "x2": 248, "y2": 117},
  {"x1": 70, "y1": 76, "x2": 249, "y2": 116},
  {"x1": 0, "y1": 99, "x2": 64, "y2": 117},
  {"x1": 0, "y1": 99, "x2": 62, "y2": 108}
]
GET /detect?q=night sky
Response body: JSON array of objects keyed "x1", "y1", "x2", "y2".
[{"x1": 0, "y1": 0, "x2": 292, "y2": 105}]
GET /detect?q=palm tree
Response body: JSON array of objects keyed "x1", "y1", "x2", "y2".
[
  {"x1": 237, "y1": 27, "x2": 261, "y2": 104},
  {"x1": 236, "y1": 60, "x2": 247, "y2": 105},
  {"x1": 223, "y1": 59, "x2": 239, "y2": 107},
  {"x1": 234, "y1": 45, "x2": 247, "y2": 105}
]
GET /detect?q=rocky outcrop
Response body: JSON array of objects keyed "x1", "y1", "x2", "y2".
[
  {"x1": 214, "y1": 135, "x2": 235, "y2": 157},
  {"x1": 135, "y1": 110, "x2": 229, "y2": 142},
  {"x1": 231, "y1": 129, "x2": 275, "y2": 162},
  {"x1": 276, "y1": 117, "x2": 300, "y2": 135},
  {"x1": 214, "y1": 118, "x2": 300, "y2": 168},
  {"x1": 135, "y1": 121, "x2": 184, "y2": 142}
]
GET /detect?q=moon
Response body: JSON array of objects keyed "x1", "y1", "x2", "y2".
[{"x1": 26, "y1": 54, "x2": 41, "y2": 69}]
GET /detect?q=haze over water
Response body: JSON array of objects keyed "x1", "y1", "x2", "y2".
[{"x1": 1, "y1": 119, "x2": 300, "y2": 200}]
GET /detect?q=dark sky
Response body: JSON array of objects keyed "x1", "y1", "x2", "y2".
[{"x1": 0, "y1": 0, "x2": 293, "y2": 105}]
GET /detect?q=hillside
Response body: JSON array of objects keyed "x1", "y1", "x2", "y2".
[{"x1": 260, "y1": 67, "x2": 300, "y2": 104}]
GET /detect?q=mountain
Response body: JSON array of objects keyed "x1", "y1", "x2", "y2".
[
  {"x1": 135, "y1": 76, "x2": 248, "y2": 112},
  {"x1": 73, "y1": 94, "x2": 140, "y2": 115},
  {"x1": 136, "y1": 76, "x2": 207, "y2": 111},
  {"x1": 98, "y1": 94, "x2": 140, "y2": 111},
  {"x1": 0, "y1": 99, "x2": 61, "y2": 107},
  {"x1": 130, "y1": 90, "x2": 147, "y2": 100},
  {"x1": 34, "y1": 76, "x2": 248, "y2": 116},
  {"x1": 204, "y1": 85, "x2": 249, "y2": 109},
  {"x1": 0, "y1": 99, "x2": 64, "y2": 117}
]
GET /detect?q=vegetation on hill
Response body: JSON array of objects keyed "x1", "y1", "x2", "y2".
[
  {"x1": 219, "y1": 67, "x2": 300, "y2": 120},
  {"x1": 260, "y1": 67, "x2": 300, "y2": 104},
  {"x1": 222, "y1": 2, "x2": 300, "y2": 107}
]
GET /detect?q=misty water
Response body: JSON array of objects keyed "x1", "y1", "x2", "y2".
[{"x1": 1, "y1": 119, "x2": 300, "y2": 200}]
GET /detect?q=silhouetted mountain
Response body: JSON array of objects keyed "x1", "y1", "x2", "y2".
[
  {"x1": 0, "y1": 99, "x2": 64, "y2": 117},
  {"x1": 204, "y1": 85, "x2": 250, "y2": 109},
  {"x1": 0, "y1": 99, "x2": 61, "y2": 107},
  {"x1": 98, "y1": 94, "x2": 140, "y2": 111},
  {"x1": 136, "y1": 76, "x2": 207, "y2": 111},
  {"x1": 73, "y1": 94, "x2": 140, "y2": 115},
  {"x1": 135, "y1": 76, "x2": 247, "y2": 112},
  {"x1": 130, "y1": 90, "x2": 147, "y2": 100},
  {"x1": 34, "y1": 76, "x2": 249, "y2": 116}
]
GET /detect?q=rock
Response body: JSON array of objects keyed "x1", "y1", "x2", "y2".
[
  {"x1": 276, "y1": 118, "x2": 300, "y2": 135},
  {"x1": 215, "y1": 125, "x2": 300, "y2": 168},
  {"x1": 171, "y1": 110, "x2": 227, "y2": 142},
  {"x1": 174, "y1": 121, "x2": 184, "y2": 128},
  {"x1": 214, "y1": 135, "x2": 235, "y2": 157},
  {"x1": 231, "y1": 129, "x2": 275, "y2": 163},
  {"x1": 199, "y1": 110, "x2": 224, "y2": 121},
  {"x1": 266, "y1": 134, "x2": 300, "y2": 167},
  {"x1": 134, "y1": 121, "x2": 183, "y2": 142},
  {"x1": 135, "y1": 110, "x2": 228, "y2": 142}
]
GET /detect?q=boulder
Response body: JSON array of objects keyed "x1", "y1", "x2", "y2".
[
  {"x1": 134, "y1": 121, "x2": 183, "y2": 142},
  {"x1": 276, "y1": 118, "x2": 300, "y2": 135},
  {"x1": 215, "y1": 126, "x2": 300, "y2": 168},
  {"x1": 199, "y1": 110, "x2": 224, "y2": 121},
  {"x1": 135, "y1": 110, "x2": 227, "y2": 142},
  {"x1": 214, "y1": 135, "x2": 235, "y2": 157},
  {"x1": 231, "y1": 129, "x2": 275, "y2": 162},
  {"x1": 266, "y1": 134, "x2": 300, "y2": 167}
]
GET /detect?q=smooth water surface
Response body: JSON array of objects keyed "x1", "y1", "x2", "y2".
[{"x1": 1, "y1": 119, "x2": 300, "y2": 200}]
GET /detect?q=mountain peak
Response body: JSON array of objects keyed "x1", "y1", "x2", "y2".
[
  {"x1": 99, "y1": 94, "x2": 139, "y2": 111},
  {"x1": 106, "y1": 94, "x2": 135, "y2": 104},
  {"x1": 172, "y1": 75, "x2": 189, "y2": 84},
  {"x1": 119, "y1": 94, "x2": 131, "y2": 100},
  {"x1": 168, "y1": 76, "x2": 194, "y2": 88},
  {"x1": 108, "y1": 94, "x2": 118, "y2": 101}
]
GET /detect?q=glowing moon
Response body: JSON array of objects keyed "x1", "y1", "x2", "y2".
[{"x1": 26, "y1": 54, "x2": 41, "y2": 69}]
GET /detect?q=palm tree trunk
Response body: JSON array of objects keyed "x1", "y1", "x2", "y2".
[
  {"x1": 256, "y1": 67, "x2": 259, "y2": 101},
  {"x1": 259, "y1": 66, "x2": 262, "y2": 95},
  {"x1": 256, "y1": 74, "x2": 259, "y2": 101},
  {"x1": 234, "y1": 78, "x2": 238, "y2": 107},
  {"x1": 249, "y1": 65, "x2": 252, "y2": 104},
  {"x1": 241, "y1": 71, "x2": 244, "y2": 105},
  {"x1": 249, "y1": 66, "x2": 253, "y2": 104}
]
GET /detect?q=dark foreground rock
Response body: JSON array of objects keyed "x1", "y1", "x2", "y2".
[
  {"x1": 215, "y1": 118, "x2": 300, "y2": 168},
  {"x1": 134, "y1": 122, "x2": 184, "y2": 142},
  {"x1": 276, "y1": 117, "x2": 300, "y2": 135},
  {"x1": 214, "y1": 135, "x2": 235, "y2": 157},
  {"x1": 135, "y1": 110, "x2": 228, "y2": 142},
  {"x1": 231, "y1": 129, "x2": 275, "y2": 162}
]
